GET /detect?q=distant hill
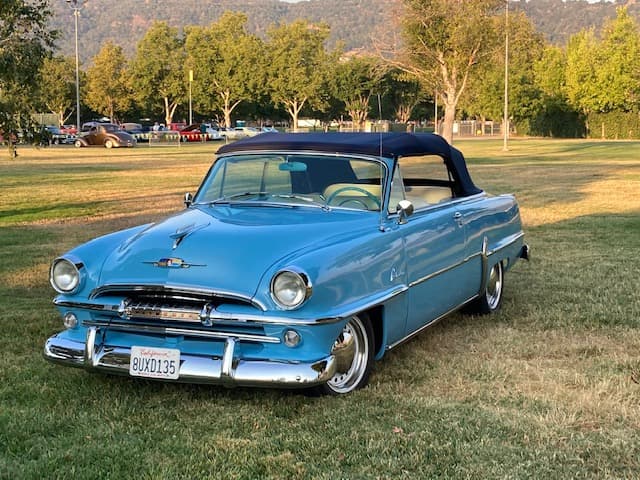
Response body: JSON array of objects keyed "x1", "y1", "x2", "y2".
[{"x1": 48, "y1": 0, "x2": 640, "y2": 62}]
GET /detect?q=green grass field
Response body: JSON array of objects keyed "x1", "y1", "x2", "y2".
[{"x1": 1, "y1": 140, "x2": 639, "y2": 479}]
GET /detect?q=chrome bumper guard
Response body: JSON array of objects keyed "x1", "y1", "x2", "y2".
[{"x1": 44, "y1": 327, "x2": 336, "y2": 388}]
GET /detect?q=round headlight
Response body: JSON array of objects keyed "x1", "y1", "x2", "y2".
[
  {"x1": 271, "y1": 270, "x2": 311, "y2": 309},
  {"x1": 50, "y1": 258, "x2": 81, "y2": 293}
]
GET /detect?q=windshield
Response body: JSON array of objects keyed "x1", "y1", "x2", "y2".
[{"x1": 194, "y1": 153, "x2": 385, "y2": 211}]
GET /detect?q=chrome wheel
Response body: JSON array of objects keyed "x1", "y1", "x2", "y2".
[
  {"x1": 324, "y1": 315, "x2": 373, "y2": 395},
  {"x1": 485, "y1": 262, "x2": 503, "y2": 311},
  {"x1": 465, "y1": 261, "x2": 504, "y2": 315}
]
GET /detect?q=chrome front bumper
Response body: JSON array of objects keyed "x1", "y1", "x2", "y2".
[{"x1": 44, "y1": 327, "x2": 336, "y2": 388}]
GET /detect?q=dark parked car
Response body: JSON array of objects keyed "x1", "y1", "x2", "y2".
[
  {"x1": 44, "y1": 125, "x2": 74, "y2": 145},
  {"x1": 74, "y1": 123, "x2": 136, "y2": 148}
]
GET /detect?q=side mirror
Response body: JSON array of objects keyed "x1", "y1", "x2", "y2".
[
  {"x1": 396, "y1": 200, "x2": 414, "y2": 224},
  {"x1": 184, "y1": 192, "x2": 193, "y2": 208}
]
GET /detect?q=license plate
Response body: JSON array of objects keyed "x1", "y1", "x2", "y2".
[{"x1": 129, "y1": 346, "x2": 180, "y2": 380}]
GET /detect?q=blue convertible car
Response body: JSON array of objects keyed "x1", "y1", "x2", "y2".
[{"x1": 45, "y1": 132, "x2": 529, "y2": 395}]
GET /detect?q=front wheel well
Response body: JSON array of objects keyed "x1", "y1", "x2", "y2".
[{"x1": 363, "y1": 305, "x2": 384, "y2": 357}]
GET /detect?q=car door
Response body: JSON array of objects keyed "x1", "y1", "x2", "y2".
[
  {"x1": 393, "y1": 155, "x2": 478, "y2": 335},
  {"x1": 401, "y1": 202, "x2": 470, "y2": 334}
]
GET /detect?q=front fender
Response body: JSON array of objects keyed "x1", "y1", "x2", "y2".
[
  {"x1": 254, "y1": 228, "x2": 406, "y2": 321},
  {"x1": 53, "y1": 224, "x2": 152, "y2": 300}
]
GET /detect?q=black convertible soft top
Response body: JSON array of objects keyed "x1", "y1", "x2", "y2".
[{"x1": 217, "y1": 132, "x2": 482, "y2": 197}]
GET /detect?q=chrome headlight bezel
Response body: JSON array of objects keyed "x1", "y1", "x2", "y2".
[
  {"x1": 50, "y1": 256, "x2": 84, "y2": 294},
  {"x1": 270, "y1": 269, "x2": 312, "y2": 310}
]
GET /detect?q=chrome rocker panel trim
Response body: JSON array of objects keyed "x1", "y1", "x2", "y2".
[{"x1": 44, "y1": 327, "x2": 337, "y2": 388}]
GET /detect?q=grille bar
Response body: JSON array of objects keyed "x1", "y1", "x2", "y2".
[
  {"x1": 123, "y1": 300, "x2": 203, "y2": 323},
  {"x1": 83, "y1": 319, "x2": 280, "y2": 344}
]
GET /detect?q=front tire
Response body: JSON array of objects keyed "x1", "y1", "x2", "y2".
[
  {"x1": 467, "y1": 261, "x2": 504, "y2": 315},
  {"x1": 74, "y1": 139, "x2": 82, "y2": 148},
  {"x1": 104, "y1": 139, "x2": 114, "y2": 149},
  {"x1": 317, "y1": 314, "x2": 374, "y2": 395}
]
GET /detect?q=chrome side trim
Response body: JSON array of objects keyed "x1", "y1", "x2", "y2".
[
  {"x1": 409, "y1": 252, "x2": 482, "y2": 288},
  {"x1": 408, "y1": 231, "x2": 525, "y2": 289},
  {"x1": 89, "y1": 284, "x2": 267, "y2": 311},
  {"x1": 386, "y1": 295, "x2": 479, "y2": 351},
  {"x1": 82, "y1": 319, "x2": 281, "y2": 344},
  {"x1": 315, "y1": 284, "x2": 409, "y2": 324},
  {"x1": 487, "y1": 231, "x2": 525, "y2": 256}
]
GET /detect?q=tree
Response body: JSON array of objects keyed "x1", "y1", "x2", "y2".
[
  {"x1": 185, "y1": 12, "x2": 265, "y2": 128},
  {"x1": 85, "y1": 42, "x2": 131, "y2": 122},
  {"x1": 461, "y1": 11, "x2": 545, "y2": 134},
  {"x1": 39, "y1": 56, "x2": 77, "y2": 127},
  {"x1": 266, "y1": 20, "x2": 334, "y2": 131},
  {"x1": 0, "y1": 0, "x2": 55, "y2": 157},
  {"x1": 595, "y1": 7, "x2": 640, "y2": 113},
  {"x1": 333, "y1": 55, "x2": 386, "y2": 130},
  {"x1": 386, "y1": 69, "x2": 426, "y2": 123},
  {"x1": 129, "y1": 21, "x2": 186, "y2": 126},
  {"x1": 565, "y1": 28, "x2": 599, "y2": 118},
  {"x1": 378, "y1": 0, "x2": 503, "y2": 143}
]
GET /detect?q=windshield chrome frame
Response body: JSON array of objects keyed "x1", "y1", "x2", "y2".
[{"x1": 192, "y1": 150, "x2": 391, "y2": 215}]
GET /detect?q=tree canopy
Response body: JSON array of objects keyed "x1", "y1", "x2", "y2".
[
  {"x1": 0, "y1": 0, "x2": 55, "y2": 157},
  {"x1": 129, "y1": 21, "x2": 186, "y2": 126},
  {"x1": 185, "y1": 12, "x2": 266, "y2": 128},
  {"x1": 380, "y1": 0, "x2": 504, "y2": 142},
  {"x1": 266, "y1": 20, "x2": 334, "y2": 130}
]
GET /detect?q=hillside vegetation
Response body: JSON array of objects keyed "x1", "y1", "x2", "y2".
[{"x1": 49, "y1": 0, "x2": 640, "y2": 61}]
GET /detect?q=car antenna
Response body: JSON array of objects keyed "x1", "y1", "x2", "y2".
[{"x1": 376, "y1": 93, "x2": 387, "y2": 233}]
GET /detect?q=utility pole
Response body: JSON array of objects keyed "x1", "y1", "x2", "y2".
[
  {"x1": 503, "y1": 0, "x2": 509, "y2": 151},
  {"x1": 66, "y1": 0, "x2": 86, "y2": 130}
]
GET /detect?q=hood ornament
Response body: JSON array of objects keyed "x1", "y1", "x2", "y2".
[
  {"x1": 170, "y1": 222, "x2": 210, "y2": 249},
  {"x1": 143, "y1": 257, "x2": 205, "y2": 269}
]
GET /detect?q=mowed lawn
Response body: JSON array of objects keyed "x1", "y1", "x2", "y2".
[{"x1": 0, "y1": 139, "x2": 638, "y2": 479}]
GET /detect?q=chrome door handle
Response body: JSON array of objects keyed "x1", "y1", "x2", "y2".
[{"x1": 453, "y1": 212, "x2": 463, "y2": 226}]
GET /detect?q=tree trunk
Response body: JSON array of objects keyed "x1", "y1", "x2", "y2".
[
  {"x1": 286, "y1": 98, "x2": 306, "y2": 132},
  {"x1": 441, "y1": 92, "x2": 457, "y2": 144}
]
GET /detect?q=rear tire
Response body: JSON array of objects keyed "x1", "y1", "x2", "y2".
[
  {"x1": 104, "y1": 139, "x2": 114, "y2": 149},
  {"x1": 315, "y1": 314, "x2": 374, "y2": 395},
  {"x1": 74, "y1": 139, "x2": 82, "y2": 148}
]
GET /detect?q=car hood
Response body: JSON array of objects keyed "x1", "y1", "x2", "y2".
[{"x1": 98, "y1": 205, "x2": 376, "y2": 301}]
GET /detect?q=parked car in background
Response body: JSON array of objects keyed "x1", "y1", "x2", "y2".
[
  {"x1": 120, "y1": 123, "x2": 150, "y2": 143},
  {"x1": 44, "y1": 132, "x2": 529, "y2": 395},
  {"x1": 74, "y1": 123, "x2": 136, "y2": 148},
  {"x1": 178, "y1": 123, "x2": 222, "y2": 142},
  {"x1": 60, "y1": 125, "x2": 78, "y2": 135},
  {"x1": 167, "y1": 122, "x2": 187, "y2": 132},
  {"x1": 219, "y1": 126, "x2": 261, "y2": 140},
  {"x1": 44, "y1": 125, "x2": 74, "y2": 145}
]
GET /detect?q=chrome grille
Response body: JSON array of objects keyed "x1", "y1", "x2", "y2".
[
  {"x1": 83, "y1": 294, "x2": 278, "y2": 343},
  {"x1": 123, "y1": 300, "x2": 203, "y2": 323}
]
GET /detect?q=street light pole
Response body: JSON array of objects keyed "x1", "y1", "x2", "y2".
[
  {"x1": 66, "y1": 0, "x2": 85, "y2": 131},
  {"x1": 503, "y1": 0, "x2": 509, "y2": 151},
  {"x1": 188, "y1": 69, "x2": 193, "y2": 125}
]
